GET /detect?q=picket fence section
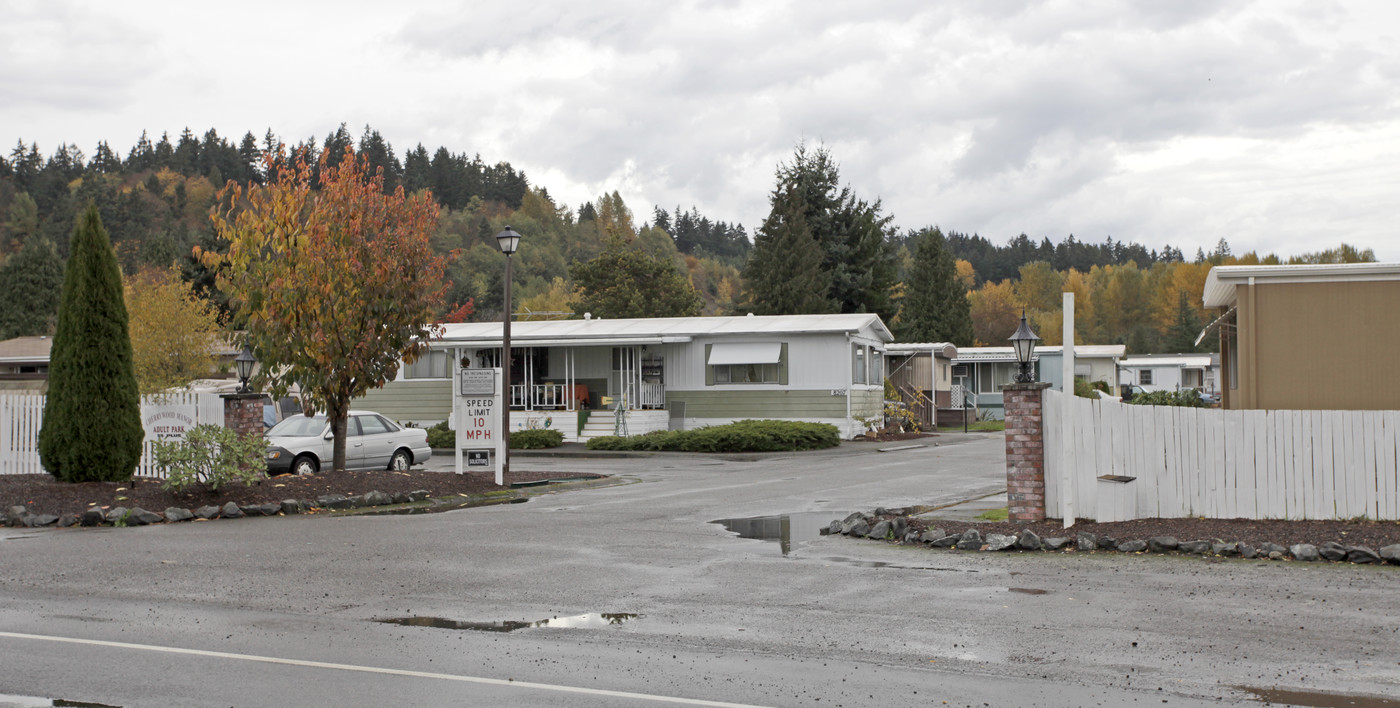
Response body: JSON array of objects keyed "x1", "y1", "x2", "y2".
[
  {"x1": 0, "y1": 392, "x2": 227, "y2": 479},
  {"x1": 1044, "y1": 389, "x2": 1400, "y2": 521}
]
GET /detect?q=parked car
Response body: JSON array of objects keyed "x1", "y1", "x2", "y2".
[
  {"x1": 265, "y1": 410, "x2": 431, "y2": 476},
  {"x1": 1120, "y1": 384, "x2": 1147, "y2": 403}
]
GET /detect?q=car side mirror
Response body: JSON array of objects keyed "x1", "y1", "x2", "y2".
[{"x1": 324, "y1": 431, "x2": 334, "y2": 440}]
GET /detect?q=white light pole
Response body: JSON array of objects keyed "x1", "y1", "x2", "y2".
[{"x1": 495, "y1": 226, "x2": 521, "y2": 482}]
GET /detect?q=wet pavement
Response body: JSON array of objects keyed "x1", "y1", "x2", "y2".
[{"x1": 2, "y1": 433, "x2": 1398, "y2": 706}]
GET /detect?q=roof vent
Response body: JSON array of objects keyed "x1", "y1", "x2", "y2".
[
  {"x1": 584, "y1": 312, "x2": 591, "y2": 320},
  {"x1": 746, "y1": 312, "x2": 755, "y2": 317}
]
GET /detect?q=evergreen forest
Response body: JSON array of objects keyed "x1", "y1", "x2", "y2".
[{"x1": 0, "y1": 124, "x2": 1378, "y2": 354}]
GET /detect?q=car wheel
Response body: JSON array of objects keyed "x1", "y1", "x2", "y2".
[
  {"x1": 293, "y1": 455, "x2": 319, "y2": 476},
  {"x1": 390, "y1": 449, "x2": 412, "y2": 471}
]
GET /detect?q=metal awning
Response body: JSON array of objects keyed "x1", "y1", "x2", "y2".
[
  {"x1": 707, "y1": 342, "x2": 782, "y2": 365},
  {"x1": 1194, "y1": 306, "x2": 1237, "y2": 348}
]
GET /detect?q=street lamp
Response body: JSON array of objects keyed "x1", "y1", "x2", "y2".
[
  {"x1": 234, "y1": 347, "x2": 256, "y2": 394},
  {"x1": 1009, "y1": 310, "x2": 1040, "y2": 383},
  {"x1": 495, "y1": 226, "x2": 521, "y2": 480}
]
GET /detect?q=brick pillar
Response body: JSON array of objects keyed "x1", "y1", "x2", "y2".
[
  {"x1": 1004, "y1": 382, "x2": 1051, "y2": 523},
  {"x1": 221, "y1": 393, "x2": 264, "y2": 438}
]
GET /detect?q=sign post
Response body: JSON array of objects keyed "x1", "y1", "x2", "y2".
[{"x1": 453, "y1": 367, "x2": 504, "y2": 484}]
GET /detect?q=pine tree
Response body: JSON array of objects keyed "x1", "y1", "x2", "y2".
[
  {"x1": 896, "y1": 227, "x2": 974, "y2": 345},
  {"x1": 0, "y1": 237, "x2": 64, "y2": 338},
  {"x1": 38, "y1": 205, "x2": 143, "y2": 483},
  {"x1": 741, "y1": 185, "x2": 833, "y2": 314}
]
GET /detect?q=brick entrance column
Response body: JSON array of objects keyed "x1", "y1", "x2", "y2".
[
  {"x1": 221, "y1": 392, "x2": 263, "y2": 438},
  {"x1": 1003, "y1": 382, "x2": 1051, "y2": 523}
]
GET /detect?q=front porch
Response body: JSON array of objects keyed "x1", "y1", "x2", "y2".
[{"x1": 462, "y1": 344, "x2": 667, "y2": 413}]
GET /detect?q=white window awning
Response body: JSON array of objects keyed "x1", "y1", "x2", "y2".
[{"x1": 708, "y1": 342, "x2": 781, "y2": 365}]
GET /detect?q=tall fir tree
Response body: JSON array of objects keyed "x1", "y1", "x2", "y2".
[
  {"x1": 741, "y1": 184, "x2": 833, "y2": 314},
  {"x1": 38, "y1": 205, "x2": 143, "y2": 482},
  {"x1": 895, "y1": 227, "x2": 974, "y2": 345},
  {"x1": 0, "y1": 236, "x2": 65, "y2": 339}
]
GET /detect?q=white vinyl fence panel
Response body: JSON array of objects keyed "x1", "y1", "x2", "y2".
[
  {"x1": 0, "y1": 392, "x2": 227, "y2": 479},
  {"x1": 1044, "y1": 389, "x2": 1400, "y2": 521}
]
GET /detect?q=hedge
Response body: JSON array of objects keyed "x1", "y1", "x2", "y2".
[{"x1": 586, "y1": 420, "x2": 840, "y2": 453}]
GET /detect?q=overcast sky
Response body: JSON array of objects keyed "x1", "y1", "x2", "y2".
[{"x1": 4, "y1": 0, "x2": 1398, "y2": 261}]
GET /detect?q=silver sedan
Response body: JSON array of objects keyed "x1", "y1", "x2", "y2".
[{"x1": 264, "y1": 410, "x2": 432, "y2": 475}]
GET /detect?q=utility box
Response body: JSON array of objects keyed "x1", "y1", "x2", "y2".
[{"x1": 1096, "y1": 475, "x2": 1137, "y2": 522}]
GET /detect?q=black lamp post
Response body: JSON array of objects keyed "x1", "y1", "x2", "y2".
[
  {"x1": 234, "y1": 347, "x2": 256, "y2": 394},
  {"x1": 495, "y1": 226, "x2": 521, "y2": 480},
  {"x1": 1009, "y1": 311, "x2": 1040, "y2": 383}
]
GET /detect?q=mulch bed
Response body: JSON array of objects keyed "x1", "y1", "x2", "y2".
[
  {"x1": 906, "y1": 515, "x2": 1400, "y2": 551},
  {"x1": 1, "y1": 469, "x2": 602, "y2": 520}
]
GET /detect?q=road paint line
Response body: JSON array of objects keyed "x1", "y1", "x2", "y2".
[{"x1": 0, "y1": 630, "x2": 771, "y2": 708}]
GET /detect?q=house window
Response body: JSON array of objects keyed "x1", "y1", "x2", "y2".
[
  {"x1": 1139, "y1": 369, "x2": 1153, "y2": 386},
  {"x1": 714, "y1": 363, "x2": 780, "y2": 384},
  {"x1": 405, "y1": 350, "x2": 450, "y2": 379},
  {"x1": 977, "y1": 362, "x2": 1019, "y2": 393},
  {"x1": 853, "y1": 346, "x2": 867, "y2": 385},
  {"x1": 707, "y1": 342, "x2": 785, "y2": 385},
  {"x1": 869, "y1": 349, "x2": 883, "y2": 384}
]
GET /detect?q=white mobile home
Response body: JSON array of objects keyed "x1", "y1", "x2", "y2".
[
  {"x1": 950, "y1": 344, "x2": 1125, "y2": 419},
  {"x1": 1116, "y1": 353, "x2": 1219, "y2": 395},
  {"x1": 354, "y1": 313, "x2": 893, "y2": 440}
]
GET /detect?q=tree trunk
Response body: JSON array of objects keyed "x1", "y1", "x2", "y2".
[{"x1": 330, "y1": 410, "x2": 349, "y2": 472}]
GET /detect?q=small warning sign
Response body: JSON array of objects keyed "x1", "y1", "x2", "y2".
[{"x1": 466, "y1": 450, "x2": 491, "y2": 467}]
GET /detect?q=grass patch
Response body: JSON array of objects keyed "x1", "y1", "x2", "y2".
[
  {"x1": 975, "y1": 508, "x2": 1009, "y2": 522},
  {"x1": 938, "y1": 420, "x2": 1005, "y2": 432}
]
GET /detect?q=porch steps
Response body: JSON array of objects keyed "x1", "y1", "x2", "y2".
[{"x1": 578, "y1": 415, "x2": 624, "y2": 441}]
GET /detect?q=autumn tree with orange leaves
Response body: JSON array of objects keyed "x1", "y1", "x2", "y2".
[{"x1": 208, "y1": 147, "x2": 446, "y2": 472}]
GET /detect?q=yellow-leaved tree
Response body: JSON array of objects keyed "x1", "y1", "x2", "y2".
[
  {"x1": 125, "y1": 265, "x2": 222, "y2": 396},
  {"x1": 207, "y1": 146, "x2": 447, "y2": 472}
]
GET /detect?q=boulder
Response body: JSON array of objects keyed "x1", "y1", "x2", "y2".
[
  {"x1": 194, "y1": 505, "x2": 221, "y2": 520},
  {"x1": 918, "y1": 528, "x2": 947, "y2": 544},
  {"x1": 890, "y1": 517, "x2": 909, "y2": 539},
  {"x1": 825, "y1": 520, "x2": 843, "y2": 535},
  {"x1": 1098, "y1": 536, "x2": 1118, "y2": 550},
  {"x1": 406, "y1": 490, "x2": 431, "y2": 503},
  {"x1": 1117, "y1": 539, "x2": 1148, "y2": 553},
  {"x1": 984, "y1": 533, "x2": 1017, "y2": 551},
  {"x1": 847, "y1": 520, "x2": 871, "y2": 537},
  {"x1": 164, "y1": 508, "x2": 194, "y2": 523},
  {"x1": 1178, "y1": 540, "x2": 1212, "y2": 555},
  {"x1": 1289, "y1": 544, "x2": 1320, "y2": 562},
  {"x1": 315, "y1": 495, "x2": 352, "y2": 510},
  {"x1": 1319, "y1": 542, "x2": 1348, "y2": 562},
  {"x1": 220, "y1": 501, "x2": 244, "y2": 519},
  {"x1": 866, "y1": 520, "x2": 892, "y2": 540},
  {"x1": 281, "y1": 499, "x2": 310, "y2": 515},
  {"x1": 903, "y1": 531, "x2": 920, "y2": 544},
  {"x1": 1259, "y1": 543, "x2": 1287, "y2": 557},
  {"x1": 56, "y1": 514, "x2": 79, "y2": 528},
  {"x1": 104, "y1": 507, "x2": 129, "y2": 524},
  {"x1": 127, "y1": 508, "x2": 162, "y2": 526},
  {"x1": 1346, "y1": 546, "x2": 1380, "y2": 564},
  {"x1": 243, "y1": 503, "x2": 281, "y2": 517},
  {"x1": 1076, "y1": 532, "x2": 1097, "y2": 551},
  {"x1": 1379, "y1": 544, "x2": 1400, "y2": 565},
  {"x1": 364, "y1": 490, "x2": 393, "y2": 507},
  {"x1": 79, "y1": 508, "x2": 105, "y2": 527},
  {"x1": 1043, "y1": 537, "x2": 1072, "y2": 551},
  {"x1": 1237, "y1": 543, "x2": 1257, "y2": 559},
  {"x1": 6, "y1": 505, "x2": 28, "y2": 527},
  {"x1": 931, "y1": 535, "x2": 960, "y2": 548},
  {"x1": 26, "y1": 514, "x2": 58, "y2": 527},
  {"x1": 955, "y1": 529, "x2": 983, "y2": 551},
  {"x1": 1017, "y1": 530, "x2": 1043, "y2": 551},
  {"x1": 1147, "y1": 536, "x2": 1179, "y2": 553},
  {"x1": 1211, "y1": 542, "x2": 1239, "y2": 557}
]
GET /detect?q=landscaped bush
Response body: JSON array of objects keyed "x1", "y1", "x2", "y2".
[
  {"x1": 511, "y1": 429, "x2": 565, "y2": 449},
  {"x1": 585, "y1": 420, "x2": 840, "y2": 453},
  {"x1": 1124, "y1": 389, "x2": 1208, "y2": 407},
  {"x1": 153, "y1": 424, "x2": 267, "y2": 493},
  {"x1": 425, "y1": 421, "x2": 453, "y2": 449}
]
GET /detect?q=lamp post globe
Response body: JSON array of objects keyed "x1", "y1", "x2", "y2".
[
  {"x1": 234, "y1": 347, "x2": 256, "y2": 394},
  {"x1": 1009, "y1": 311, "x2": 1040, "y2": 383}
]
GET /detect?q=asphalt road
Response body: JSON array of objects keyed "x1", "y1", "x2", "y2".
[{"x1": 1, "y1": 434, "x2": 1397, "y2": 707}]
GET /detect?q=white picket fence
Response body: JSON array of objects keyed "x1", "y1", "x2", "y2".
[
  {"x1": 0, "y1": 392, "x2": 227, "y2": 478},
  {"x1": 1044, "y1": 390, "x2": 1400, "y2": 521}
]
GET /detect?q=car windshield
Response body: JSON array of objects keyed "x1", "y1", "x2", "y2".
[{"x1": 267, "y1": 415, "x2": 327, "y2": 437}]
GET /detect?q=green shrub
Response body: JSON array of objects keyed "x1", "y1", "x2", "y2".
[
  {"x1": 1124, "y1": 389, "x2": 1207, "y2": 408},
  {"x1": 584, "y1": 420, "x2": 840, "y2": 453},
  {"x1": 511, "y1": 428, "x2": 564, "y2": 449},
  {"x1": 426, "y1": 420, "x2": 453, "y2": 449},
  {"x1": 39, "y1": 205, "x2": 143, "y2": 482},
  {"x1": 154, "y1": 424, "x2": 268, "y2": 493}
]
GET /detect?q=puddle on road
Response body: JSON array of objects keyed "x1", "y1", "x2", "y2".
[
  {"x1": 377, "y1": 612, "x2": 640, "y2": 632},
  {"x1": 1236, "y1": 686, "x2": 1399, "y2": 707},
  {"x1": 0, "y1": 695, "x2": 121, "y2": 707},
  {"x1": 710, "y1": 512, "x2": 847, "y2": 555}
]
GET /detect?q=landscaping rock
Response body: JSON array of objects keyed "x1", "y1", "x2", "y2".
[
  {"x1": 1289, "y1": 544, "x2": 1320, "y2": 562},
  {"x1": 406, "y1": 490, "x2": 431, "y2": 503},
  {"x1": 27, "y1": 514, "x2": 58, "y2": 527},
  {"x1": 194, "y1": 505, "x2": 221, "y2": 520},
  {"x1": 890, "y1": 517, "x2": 909, "y2": 539},
  {"x1": 1318, "y1": 542, "x2": 1348, "y2": 562},
  {"x1": 1268, "y1": 550, "x2": 1285, "y2": 560},
  {"x1": 1044, "y1": 537, "x2": 1071, "y2": 551},
  {"x1": 1238, "y1": 543, "x2": 1257, "y2": 559},
  {"x1": 1346, "y1": 546, "x2": 1380, "y2": 564},
  {"x1": 955, "y1": 529, "x2": 983, "y2": 551},
  {"x1": 1017, "y1": 530, "x2": 1042, "y2": 551},
  {"x1": 57, "y1": 514, "x2": 79, "y2": 528},
  {"x1": 825, "y1": 520, "x2": 842, "y2": 535},
  {"x1": 1380, "y1": 544, "x2": 1400, "y2": 565},
  {"x1": 1259, "y1": 543, "x2": 1287, "y2": 557},
  {"x1": 1076, "y1": 532, "x2": 1097, "y2": 551},
  {"x1": 80, "y1": 508, "x2": 105, "y2": 527},
  {"x1": 220, "y1": 501, "x2": 244, "y2": 519},
  {"x1": 164, "y1": 508, "x2": 194, "y2": 522},
  {"x1": 866, "y1": 520, "x2": 892, "y2": 540},
  {"x1": 316, "y1": 495, "x2": 352, "y2": 510},
  {"x1": 6, "y1": 505, "x2": 27, "y2": 526},
  {"x1": 931, "y1": 535, "x2": 960, "y2": 548},
  {"x1": 903, "y1": 531, "x2": 920, "y2": 544},
  {"x1": 1212, "y1": 542, "x2": 1239, "y2": 557},
  {"x1": 984, "y1": 533, "x2": 1017, "y2": 551},
  {"x1": 128, "y1": 508, "x2": 162, "y2": 526},
  {"x1": 1147, "y1": 536, "x2": 1179, "y2": 553},
  {"x1": 104, "y1": 507, "x2": 128, "y2": 524},
  {"x1": 872, "y1": 507, "x2": 890, "y2": 517},
  {"x1": 281, "y1": 499, "x2": 310, "y2": 515},
  {"x1": 1179, "y1": 540, "x2": 1212, "y2": 555},
  {"x1": 918, "y1": 528, "x2": 947, "y2": 544},
  {"x1": 1117, "y1": 539, "x2": 1148, "y2": 553},
  {"x1": 242, "y1": 502, "x2": 281, "y2": 517},
  {"x1": 847, "y1": 520, "x2": 870, "y2": 537},
  {"x1": 364, "y1": 490, "x2": 393, "y2": 507},
  {"x1": 1098, "y1": 536, "x2": 1118, "y2": 550}
]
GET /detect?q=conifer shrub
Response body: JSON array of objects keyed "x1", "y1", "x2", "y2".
[
  {"x1": 39, "y1": 205, "x2": 144, "y2": 482},
  {"x1": 510, "y1": 429, "x2": 565, "y2": 449}
]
